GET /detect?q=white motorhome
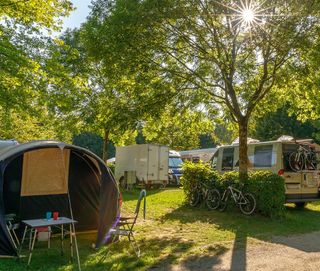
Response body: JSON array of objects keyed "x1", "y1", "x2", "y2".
[
  {"x1": 115, "y1": 144, "x2": 169, "y2": 188},
  {"x1": 180, "y1": 148, "x2": 217, "y2": 163},
  {"x1": 211, "y1": 138, "x2": 320, "y2": 206}
]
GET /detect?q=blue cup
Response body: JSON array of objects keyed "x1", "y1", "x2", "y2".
[{"x1": 46, "y1": 212, "x2": 52, "y2": 220}]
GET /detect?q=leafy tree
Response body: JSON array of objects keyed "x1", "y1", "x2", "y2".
[
  {"x1": 0, "y1": 108, "x2": 59, "y2": 142},
  {"x1": 252, "y1": 104, "x2": 320, "y2": 142},
  {"x1": 74, "y1": 7, "x2": 204, "y2": 160},
  {"x1": 142, "y1": 107, "x2": 214, "y2": 150},
  {"x1": 45, "y1": 28, "x2": 147, "y2": 160},
  {"x1": 0, "y1": 0, "x2": 73, "y2": 141},
  {"x1": 72, "y1": 132, "x2": 116, "y2": 158},
  {"x1": 135, "y1": 127, "x2": 146, "y2": 144},
  {"x1": 91, "y1": 0, "x2": 320, "y2": 178},
  {"x1": 199, "y1": 134, "x2": 216, "y2": 149},
  {"x1": 0, "y1": 0, "x2": 72, "y2": 29},
  {"x1": 213, "y1": 120, "x2": 238, "y2": 145}
]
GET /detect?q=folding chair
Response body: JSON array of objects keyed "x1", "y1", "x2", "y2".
[
  {"x1": 109, "y1": 189, "x2": 146, "y2": 257},
  {"x1": 5, "y1": 214, "x2": 20, "y2": 249}
]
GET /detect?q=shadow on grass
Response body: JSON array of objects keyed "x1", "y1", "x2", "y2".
[
  {"x1": 83, "y1": 236, "x2": 229, "y2": 271},
  {"x1": 156, "y1": 202, "x2": 320, "y2": 270},
  {"x1": 165, "y1": 244, "x2": 228, "y2": 271},
  {"x1": 160, "y1": 202, "x2": 320, "y2": 243}
]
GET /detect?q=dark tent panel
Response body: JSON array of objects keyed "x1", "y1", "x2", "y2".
[
  {"x1": 3, "y1": 155, "x2": 23, "y2": 216},
  {"x1": 0, "y1": 141, "x2": 119, "y2": 257},
  {"x1": 68, "y1": 151, "x2": 100, "y2": 230}
]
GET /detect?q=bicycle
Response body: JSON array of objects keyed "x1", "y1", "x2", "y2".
[
  {"x1": 219, "y1": 180, "x2": 256, "y2": 215},
  {"x1": 189, "y1": 180, "x2": 221, "y2": 210},
  {"x1": 289, "y1": 144, "x2": 318, "y2": 172}
]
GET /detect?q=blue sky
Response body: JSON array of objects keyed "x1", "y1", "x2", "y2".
[{"x1": 60, "y1": 0, "x2": 92, "y2": 31}]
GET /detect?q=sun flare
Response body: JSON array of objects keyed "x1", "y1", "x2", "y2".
[
  {"x1": 242, "y1": 8, "x2": 255, "y2": 24},
  {"x1": 215, "y1": 0, "x2": 267, "y2": 30}
]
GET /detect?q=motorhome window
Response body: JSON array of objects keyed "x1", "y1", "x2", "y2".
[
  {"x1": 169, "y1": 157, "x2": 183, "y2": 167},
  {"x1": 211, "y1": 150, "x2": 219, "y2": 169},
  {"x1": 222, "y1": 148, "x2": 234, "y2": 170},
  {"x1": 254, "y1": 145, "x2": 273, "y2": 167}
]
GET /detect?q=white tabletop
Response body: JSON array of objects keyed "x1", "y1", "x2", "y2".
[{"x1": 22, "y1": 217, "x2": 77, "y2": 228}]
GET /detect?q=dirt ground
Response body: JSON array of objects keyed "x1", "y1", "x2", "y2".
[{"x1": 152, "y1": 231, "x2": 320, "y2": 271}]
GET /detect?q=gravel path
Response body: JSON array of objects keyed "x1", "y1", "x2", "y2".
[{"x1": 152, "y1": 231, "x2": 320, "y2": 271}]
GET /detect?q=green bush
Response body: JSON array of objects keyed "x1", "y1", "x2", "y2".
[
  {"x1": 246, "y1": 171, "x2": 286, "y2": 217},
  {"x1": 181, "y1": 161, "x2": 220, "y2": 201},
  {"x1": 181, "y1": 162, "x2": 286, "y2": 217}
]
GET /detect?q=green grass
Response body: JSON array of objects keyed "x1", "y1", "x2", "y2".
[{"x1": 2, "y1": 188, "x2": 320, "y2": 270}]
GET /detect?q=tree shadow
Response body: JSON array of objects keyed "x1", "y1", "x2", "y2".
[
  {"x1": 157, "y1": 202, "x2": 320, "y2": 270},
  {"x1": 166, "y1": 244, "x2": 228, "y2": 271},
  {"x1": 7, "y1": 201, "x2": 320, "y2": 271},
  {"x1": 83, "y1": 236, "x2": 229, "y2": 271}
]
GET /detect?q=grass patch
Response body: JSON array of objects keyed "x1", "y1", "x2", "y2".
[{"x1": 2, "y1": 188, "x2": 320, "y2": 270}]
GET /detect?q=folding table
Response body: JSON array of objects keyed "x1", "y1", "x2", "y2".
[{"x1": 18, "y1": 217, "x2": 81, "y2": 271}]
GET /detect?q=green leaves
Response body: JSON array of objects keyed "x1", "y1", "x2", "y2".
[
  {"x1": 89, "y1": 0, "x2": 320, "y2": 174},
  {"x1": 0, "y1": 0, "x2": 73, "y2": 30},
  {"x1": 142, "y1": 106, "x2": 214, "y2": 150},
  {"x1": 0, "y1": 0, "x2": 73, "y2": 141}
]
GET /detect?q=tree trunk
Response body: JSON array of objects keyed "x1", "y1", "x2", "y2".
[
  {"x1": 103, "y1": 128, "x2": 109, "y2": 162},
  {"x1": 238, "y1": 117, "x2": 248, "y2": 181}
]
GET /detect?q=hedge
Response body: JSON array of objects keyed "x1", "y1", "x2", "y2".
[
  {"x1": 181, "y1": 161, "x2": 221, "y2": 201},
  {"x1": 181, "y1": 161, "x2": 286, "y2": 217}
]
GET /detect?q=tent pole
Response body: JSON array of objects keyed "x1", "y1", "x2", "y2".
[
  {"x1": 67, "y1": 190, "x2": 81, "y2": 271},
  {"x1": 60, "y1": 148, "x2": 81, "y2": 271}
]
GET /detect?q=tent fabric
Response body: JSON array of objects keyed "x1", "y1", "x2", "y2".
[
  {"x1": 0, "y1": 162, "x2": 17, "y2": 257},
  {"x1": 21, "y1": 148, "x2": 70, "y2": 196},
  {"x1": 68, "y1": 151, "x2": 100, "y2": 230},
  {"x1": 0, "y1": 141, "x2": 119, "y2": 257},
  {"x1": 96, "y1": 165, "x2": 120, "y2": 248}
]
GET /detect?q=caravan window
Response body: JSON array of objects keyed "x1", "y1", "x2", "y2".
[
  {"x1": 254, "y1": 145, "x2": 273, "y2": 167},
  {"x1": 211, "y1": 150, "x2": 219, "y2": 169},
  {"x1": 222, "y1": 148, "x2": 234, "y2": 170}
]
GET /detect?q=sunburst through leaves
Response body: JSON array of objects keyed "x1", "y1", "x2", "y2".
[{"x1": 216, "y1": 0, "x2": 272, "y2": 31}]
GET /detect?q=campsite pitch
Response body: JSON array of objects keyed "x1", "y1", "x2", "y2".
[{"x1": 1, "y1": 188, "x2": 320, "y2": 270}]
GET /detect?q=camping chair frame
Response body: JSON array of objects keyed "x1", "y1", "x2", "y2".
[
  {"x1": 5, "y1": 214, "x2": 20, "y2": 249},
  {"x1": 109, "y1": 189, "x2": 146, "y2": 257}
]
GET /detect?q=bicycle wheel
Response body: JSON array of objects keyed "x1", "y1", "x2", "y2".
[
  {"x1": 239, "y1": 193, "x2": 256, "y2": 215},
  {"x1": 205, "y1": 189, "x2": 220, "y2": 210},
  {"x1": 219, "y1": 191, "x2": 229, "y2": 212},
  {"x1": 289, "y1": 152, "x2": 304, "y2": 171},
  {"x1": 189, "y1": 188, "x2": 200, "y2": 207},
  {"x1": 306, "y1": 152, "x2": 317, "y2": 170}
]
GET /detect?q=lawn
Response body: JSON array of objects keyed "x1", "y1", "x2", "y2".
[{"x1": 2, "y1": 188, "x2": 320, "y2": 270}]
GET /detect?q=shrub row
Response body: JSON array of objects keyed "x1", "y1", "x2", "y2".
[{"x1": 181, "y1": 161, "x2": 285, "y2": 217}]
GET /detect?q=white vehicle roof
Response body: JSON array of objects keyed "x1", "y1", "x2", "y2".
[
  {"x1": 218, "y1": 137, "x2": 316, "y2": 149},
  {"x1": 169, "y1": 150, "x2": 181, "y2": 157},
  {"x1": 179, "y1": 148, "x2": 217, "y2": 155},
  {"x1": 107, "y1": 157, "x2": 116, "y2": 163}
]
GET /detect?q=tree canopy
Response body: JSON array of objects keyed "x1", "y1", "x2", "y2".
[
  {"x1": 142, "y1": 106, "x2": 214, "y2": 150},
  {"x1": 0, "y1": 0, "x2": 73, "y2": 141},
  {"x1": 2, "y1": 0, "x2": 320, "y2": 167},
  {"x1": 252, "y1": 104, "x2": 320, "y2": 142},
  {"x1": 87, "y1": 0, "x2": 320, "y2": 176}
]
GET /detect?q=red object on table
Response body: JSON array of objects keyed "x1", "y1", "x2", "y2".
[{"x1": 53, "y1": 212, "x2": 59, "y2": 220}]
